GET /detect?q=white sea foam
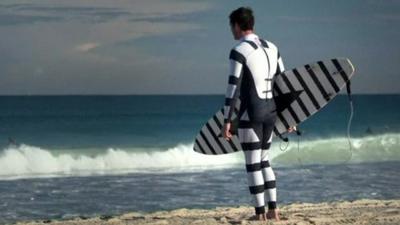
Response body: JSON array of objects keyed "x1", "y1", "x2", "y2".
[{"x1": 0, "y1": 133, "x2": 399, "y2": 180}]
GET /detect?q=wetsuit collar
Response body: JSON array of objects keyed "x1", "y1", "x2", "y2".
[{"x1": 240, "y1": 33, "x2": 258, "y2": 42}]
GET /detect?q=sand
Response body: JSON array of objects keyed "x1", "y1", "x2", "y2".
[{"x1": 14, "y1": 198, "x2": 400, "y2": 225}]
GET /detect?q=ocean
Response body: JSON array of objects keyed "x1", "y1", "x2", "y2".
[{"x1": 0, "y1": 94, "x2": 399, "y2": 223}]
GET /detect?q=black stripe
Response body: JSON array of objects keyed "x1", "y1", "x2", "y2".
[
  {"x1": 276, "y1": 62, "x2": 282, "y2": 74},
  {"x1": 200, "y1": 131, "x2": 217, "y2": 155},
  {"x1": 293, "y1": 69, "x2": 321, "y2": 110},
  {"x1": 213, "y1": 114, "x2": 222, "y2": 128},
  {"x1": 264, "y1": 180, "x2": 276, "y2": 189},
  {"x1": 249, "y1": 184, "x2": 264, "y2": 194},
  {"x1": 259, "y1": 39, "x2": 269, "y2": 48},
  {"x1": 243, "y1": 40, "x2": 258, "y2": 49},
  {"x1": 213, "y1": 114, "x2": 239, "y2": 152},
  {"x1": 280, "y1": 73, "x2": 311, "y2": 117},
  {"x1": 277, "y1": 113, "x2": 290, "y2": 129},
  {"x1": 255, "y1": 206, "x2": 265, "y2": 214},
  {"x1": 206, "y1": 123, "x2": 228, "y2": 154},
  {"x1": 332, "y1": 59, "x2": 349, "y2": 83},
  {"x1": 318, "y1": 61, "x2": 340, "y2": 92},
  {"x1": 242, "y1": 142, "x2": 262, "y2": 151},
  {"x1": 228, "y1": 75, "x2": 239, "y2": 85},
  {"x1": 274, "y1": 84, "x2": 301, "y2": 123},
  {"x1": 229, "y1": 49, "x2": 246, "y2": 64},
  {"x1": 305, "y1": 64, "x2": 330, "y2": 101},
  {"x1": 225, "y1": 98, "x2": 233, "y2": 106},
  {"x1": 246, "y1": 163, "x2": 262, "y2": 172},
  {"x1": 261, "y1": 160, "x2": 270, "y2": 168},
  {"x1": 234, "y1": 105, "x2": 240, "y2": 115},
  {"x1": 261, "y1": 142, "x2": 271, "y2": 150},
  {"x1": 273, "y1": 127, "x2": 280, "y2": 136},
  {"x1": 237, "y1": 120, "x2": 253, "y2": 128},
  {"x1": 229, "y1": 138, "x2": 241, "y2": 152},
  {"x1": 267, "y1": 201, "x2": 277, "y2": 210},
  {"x1": 195, "y1": 139, "x2": 206, "y2": 154}
]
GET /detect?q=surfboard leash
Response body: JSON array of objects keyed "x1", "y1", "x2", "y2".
[{"x1": 343, "y1": 80, "x2": 354, "y2": 164}]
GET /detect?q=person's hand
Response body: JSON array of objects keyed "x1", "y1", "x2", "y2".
[
  {"x1": 223, "y1": 122, "x2": 233, "y2": 140},
  {"x1": 288, "y1": 126, "x2": 297, "y2": 133}
]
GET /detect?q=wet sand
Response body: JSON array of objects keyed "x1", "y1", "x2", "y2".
[{"x1": 14, "y1": 198, "x2": 400, "y2": 225}]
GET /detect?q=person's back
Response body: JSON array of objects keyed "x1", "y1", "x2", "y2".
[
  {"x1": 227, "y1": 33, "x2": 283, "y2": 123},
  {"x1": 222, "y1": 6, "x2": 294, "y2": 222}
]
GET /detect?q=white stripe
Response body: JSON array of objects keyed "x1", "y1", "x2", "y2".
[
  {"x1": 225, "y1": 84, "x2": 237, "y2": 99},
  {"x1": 229, "y1": 59, "x2": 243, "y2": 78},
  {"x1": 278, "y1": 57, "x2": 285, "y2": 71},
  {"x1": 223, "y1": 105, "x2": 230, "y2": 119},
  {"x1": 247, "y1": 171, "x2": 265, "y2": 187},
  {"x1": 266, "y1": 187, "x2": 277, "y2": 201},
  {"x1": 238, "y1": 128, "x2": 260, "y2": 143},
  {"x1": 253, "y1": 193, "x2": 265, "y2": 207},
  {"x1": 240, "y1": 110, "x2": 250, "y2": 121}
]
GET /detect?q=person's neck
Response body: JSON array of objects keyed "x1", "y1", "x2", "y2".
[{"x1": 239, "y1": 30, "x2": 254, "y2": 39}]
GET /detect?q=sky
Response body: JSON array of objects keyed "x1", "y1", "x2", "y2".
[{"x1": 0, "y1": 0, "x2": 399, "y2": 95}]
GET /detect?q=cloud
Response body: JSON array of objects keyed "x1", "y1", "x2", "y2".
[{"x1": 74, "y1": 42, "x2": 101, "y2": 53}]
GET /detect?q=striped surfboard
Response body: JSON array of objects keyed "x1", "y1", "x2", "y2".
[{"x1": 194, "y1": 58, "x2": 355, "y2": 155}]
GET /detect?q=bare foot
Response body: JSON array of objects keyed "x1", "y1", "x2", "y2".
[
  {"x1": 248, "y1": 213, "x2": 267, "y2": 221},
  {"x1": 266, "y1": 208, "x2": 280, "y2": 221}
]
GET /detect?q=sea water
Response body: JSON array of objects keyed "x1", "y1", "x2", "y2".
[{"x1": 0, "y1": 95, "x2": 399, "y2": 223}]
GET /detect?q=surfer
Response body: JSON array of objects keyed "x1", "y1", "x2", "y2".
[{"x1": 223, "y1": 7, "x2": 296, "y2": 221}]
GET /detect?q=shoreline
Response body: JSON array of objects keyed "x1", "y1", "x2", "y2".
[{"x1": 14, "y1": 198, "x2": 400, "y2": 225}]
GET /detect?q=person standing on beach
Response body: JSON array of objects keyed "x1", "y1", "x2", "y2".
[{"x1": 222, "y1": 7, "x2": 295, "y2": 221}]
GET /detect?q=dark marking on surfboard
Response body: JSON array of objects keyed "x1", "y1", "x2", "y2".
[
  {"x1": 213, "y1": 114, "x2": 239, "y2": 152},
  {"x1": 206, "y1": 123, "x2": 228, "y2": 154},
  {"x1": 305, "y1": 64, "x2": 331, "y2": 101},
  {"x1": 293, "y1": 69, "x2": 321, "y2": 110},
  {"x1": 332, "y1": 59, "x2": 349, "y2": 83},
  {"x1": 195, "y1": 139, "x2": 206, "y2": 154},
  {"x1": 200, "y1": 131, "x2": 217, "y2": 155},
  {"x1": 277, "y1": 113, "x2": 290, "y2": 129},
  {"x1": 280, "y1": 73, "x2": 311, "y2": 117},
  {"x1": 317, "y1": 61, "x2": 340, "y2": 92},
  {"x1": 273, "y1": 86, "x2": 301, "y2": 123}
]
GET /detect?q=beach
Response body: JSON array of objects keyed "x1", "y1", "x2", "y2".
[{"x1": 14, "y1": 198, "x2": 400, "y2": 225}]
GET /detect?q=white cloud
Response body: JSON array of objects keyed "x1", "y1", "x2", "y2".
[{"x1": 74, "y1": 42, "x2": 100, "y2": 52}]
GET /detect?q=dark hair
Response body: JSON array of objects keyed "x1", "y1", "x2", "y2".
[{"x1": 229, "y1": 7, "x2": 254, "y2": 31}]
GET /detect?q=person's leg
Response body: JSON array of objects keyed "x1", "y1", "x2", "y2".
[
  {"x1": 238, "y1": 110, "x2": 266, "y2": 217},
  {"x1": 261, "y1": 123, "x2": 280, "y2": 220},
  {"x1": 261, "y1": 132, "x2": 277, "y2": 210}
]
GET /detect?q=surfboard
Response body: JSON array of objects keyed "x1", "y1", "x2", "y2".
[{"x1": 193, "y1": 57, "x2": 355, "y2": 155}]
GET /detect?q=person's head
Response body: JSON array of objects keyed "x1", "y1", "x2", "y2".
[{"x1": 229, "y1": 6, "x2": 254, "y2": 40}]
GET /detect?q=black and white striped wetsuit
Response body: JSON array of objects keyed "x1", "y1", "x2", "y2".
[{"x1": 223, "y1": 33, "x2": 285, "y2": 215}]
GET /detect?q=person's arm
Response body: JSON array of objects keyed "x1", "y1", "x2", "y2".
[{"x1": 223, "y1": 48, "x2": 244, "y2": 139}]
